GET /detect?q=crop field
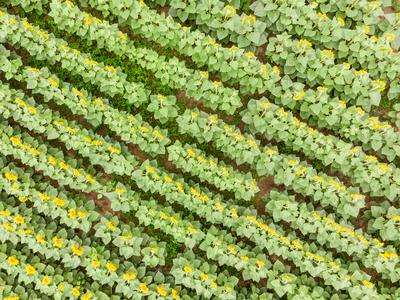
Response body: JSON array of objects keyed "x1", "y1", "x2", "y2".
[{"x1": 0, "y1": 0, "x2": 400, "y2": 299}]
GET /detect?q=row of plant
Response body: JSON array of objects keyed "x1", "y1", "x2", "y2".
[
  {"x1": 18, "y1": 2, "x2": 400, "y2": 178},
  {"x1": 78, "y1": 0, "x2": 281, "y2": 95},
  {"x1": 50, "y1": 1, "x2": 400, "y2": 164},
  {"x1": 0, "y1": 198, "x2": 185, "y2": 298},
  {"x1": 0, "y1": 51, "x2": 259, "y2": 201},
  {"x1": 151, "y1": 0, "x2": 398, "y2": 84},
  {"x1": 0, "y1": 97, "x2": 318, "y2": 299},
  {"x1": 250, "y1": 0, "x2": 399, "y2": 80},
  {"x1": 263, "y1": 190, "x2": 400, "y2": 282},
  {"x1": 264, "y1": 33, "x2": 388, "y2": 106},
  {"x1": 50, "y1": 0, "x2": 242, "y2": 115},
  {"x1": 0, "y1": 144, "x2": 241, "y2": 299},
  {"x1": 0, "y1": 246, "x2": 105, "y2": 299},
  {"x1": 176, "y1": 108, "x2": 366, "y2": 218},
  {"x1": 0, "y1": 81, "x2": 372, "y2": 298},
  {"x1": 3, "y1": 4, "x2": 398, "y2": 170},
  {"x1": 242, "y1": 99, "x2": 400, "y2": 200},
  {"x1": 302, "y1": 0, "x2": 385, "y2": 25}
]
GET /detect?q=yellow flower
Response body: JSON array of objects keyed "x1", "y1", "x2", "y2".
[
  {"x1": 365, "y1": 155, "x2": 378, "y2": 163},
  {"x1": 14, "y1": 216, "x2": 24, "y2": 225},
  {"x1": 78, "y1": 210, "x2": 87, "y2": 219},
  {"x1": 48, "y1": 77, "x2": 59, "y2": 87},
  {"x1": 91, "y1": 259, "x2": 100, "y2": 268},
  {"x1": 317, "y1": 86, "x2": 327, "y2": 93},
  {"x1": 107, "y1": 221, "x2": 117, "y2": 231},
  {"x1": 256, "y1": 260, "x2": 265, "y2": 268},
  {"x1": 296, "y1": 39, "x2": 312, "y2": 50},
  {"x1": 363, "y1": 280, "x2": 374, "y2": 289},
  {"x1": 0, "y1": 210, "x2": 11, "y2": 216},
  {"x1": 317, "y1": 12, "x2": 328, "y2": 21},
  {"x1": 337, "y1": 17, "x2": 345, "y2": 27},
  {"x1": 273, "y1": 65, "x2": 281, "y2": 76},
  {"x1": 123, "y1": 271, "x2": 136, "y2": 281},
  {"x1": 69, "y1": 208, "x2": 77, "y2": 220},
  {"x1": 157, "y1": 285, "x2": 167, "y2": 296},
  {"x1": 119, "y1": 31, "x2": 127, "y2": 41},
  {"x1": 223, "y1": 5, "x2": 236, "y2": 18},
  {"x1": 140, "y1": 283, "x2": 149, "y2": 293},
  {"x1": 25, "y1": 265, "x2": 36, "y2": 275},
  {"x1": 80, "y1": 293, "x2": 93, "y2": 300},
  {"x1": 373, "y1": 80, "x2": 386, "y2": 92},
  {"x1": 320, "y1": 49, "x2": 334, "y2": 61},
  {"x1": 42, "y1": 276, "x2": 51, "y2": 286},
  {"x1": 71, "y1": 244, "x2": 84, "y2": 257},
  {"x1": 7, "y1": 256, "x2": 19, "y2": 266},
  {"x1": 392, "y1": 215, "x2": 400, "y2": 222},
  {"x1": 383, "y1": 32, "x2": 396, "y2": 43},
  {"x1": 350, "y1": 194, "x2": 363, "y2": 201},
  {"x1": 210, "y1": 280, "x2": 218, "y2": 288},
  {"x1": 53, "y1": 197, "x2": 65, "y2": 207},
  {"x1": 338, "y1": 100, "x2": 346, "y2": 109},
  {"x1": 4, "y1": 296, "x2": 20, "y2": 300},
  {"x1": 362, "y1": 25, "x2": 370, "y2": 35},
  {"x1": 48, "y1": 156, "x2": 57, "y2": 165},
  {"x1": 5, "y1": 172, "x2": 18, "y2": 181},
  {"x1": 184, "y1": 266, "x2": 193, "y2": 273},
  {"x1": 378, "y1": 163, "x2": 391, "y2": 173},
  {"x1": 38, "y1": 192, "x2": 50, "y2": 201},
  {"x1": 200, "y1": 273, "x2": 209, "y2": 281},
  {"x1": 72, "y1": 287, "x2": 80, "y2": 298},
  {"x1": 293, "y1": 89, "x2": 305, "y2": 101},
  {"x1": 380, "y1": 251, "x2": 398, "y2": 260},
  {"x1": 35, "y1": 234, "x2": 46, "y2": 244},
  {"x1": 199, "y1": 71, "x2": 209, "y2": 79},
  {"x1": 18, "y1": 229, "x2": 32, "y2": 235},
  {"x1": 241, "y1": 14, "x2": 256, "y2": 26},
  {"x1": 171, "y1": 288, "x2": 180, "y2": 299},
  {"x1": 85, "y1": 14, "x2": 92, "y2": 26},
  {"x1": 10, "y1": 136, "x2": 22, "y2": 145},
  {"x1": 72, "y1": 169, "x2": 81, "y2": 177},
  {"x1": 53, "y1": 237, "x2": 63, "y2": 248},
  {"x1": 245, "y1": 51, "x2": 256, "y2": 59},
  {"x1": 106, "y1": 262, "x2": 117, "y2": 272}
]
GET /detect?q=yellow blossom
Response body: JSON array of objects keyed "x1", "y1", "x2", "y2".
[
  {"x1": 25, "y1": 265, "x2": 36, "y2": 275},
  {"x1": 273, "y1": 65, "x2": 280, "y2": 76},
  {"x1": 91, "y1": 259, "x2": 100, "y2": 268},
  {"x1": 296, "y1": 39, "x2": 312, "y2": 50},
  {"x1": 7, "y1": 256, "x2": 19, "y2": 266},
  {"x1": 362, "y1": 25, "x2": 370, "y2": 35},
  {"x1": 241, "y1": 14, "x2": 256, "y2": 26},
  {"x1": 184, "y1": 265, "x2": 192, "y2": 273},
  {"x1": 0, "y1": 210, "x2": 10, "y2": 216},
  {"x1": 200, "y1": 273, "x2": 209, "y2": 281},
  {"x1": 320, "y1": 49, "x2": 334, "y2": 61},
  {"x1": 210, "y1": 280, "x2": 218, "y2": 288},
  {"x1": 363, "y1": 280, "x2": 374, "y2": 289},
  {"x1": 53, "y1": 237, "x2": 63, "y2": 248},
  {"x1": 107, "y1": 221, "x2": 117, "y2": 231},
  {"x1": 140, "y1": 283, "x2": 149, "y2": 293},
  {"x1": 245, "y1": 51, "x2": 256, "y2": 59},
  {"x1": 71, "y1": 244, "x2": 84, "y2": 256},
  {"x1": 14, "y1": 216, "x2": 24, "y2": 225},
  {"x1": 373, "y1": 80, "x2": 386, "y2": 92},
  {"x1": 337, "y1": 17, "x2": 345, "y2": 27},
  {"x1": 72, "y1": 287, "x2": 80, "y2": 298},
  {"x1": 293, "y1": 89, "x2": 305, "y2": 101},
  {"x1": 123, "y1": 271, "x2": 136, "y2": 281},
  {"x1": 42, "y1": 276, "x2": 51, "y2": 286},
  {"x1": 82, "y1": 292, "x2": 93, "y2": 300},
  {"x1": 383, "y1": 32, "x2": 396, "y2": 43},
  {"x1": 53, "y1": 197, "x2": 65, "y2": 207},
  {"x1": 5, "y1": 172, "x2": 18, "y2": 181},
  {"x1": 157, "y1": 285, "x2": 168, "y2": 296},
  {"x1": 223, "y1": 5, "x2": 236, "y2": 18},
  {"x1": 106, "y1": 262, "x2": 117, "y2": 272}
]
